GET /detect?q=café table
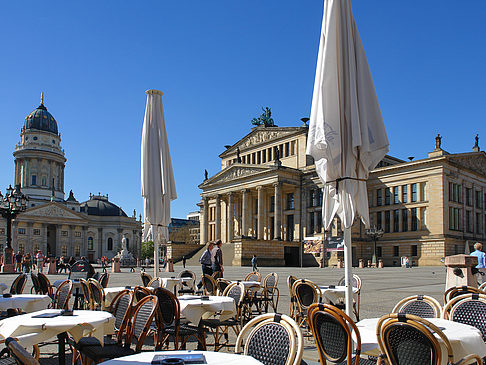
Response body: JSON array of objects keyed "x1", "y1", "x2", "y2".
[
  {"x1": 0, "y1": 308, "x2": 114, "y2": 365},
  {"x1": 161, "y1": 277, "x2": 182, "y2": 295},
  {"x1": 99, "y1": 350, "x2": 263, "y2": 364},
  {"x1": 104, "y1": 286, "x2": 132, "y2": 307},
  {"x1": 178, "y1": 295, "x2": 236, "y2": 325},
  {"x1": 232, "y1": 280, "x2": 261, "y2": 290},
  {"x1": 356, "y1": 317, "x2": 486, "y2": 364},
  {"x1": 318, "y1": 285, "x2": 358, "y2": 305},
  {"x1": 0, "y1": 294, "x2": 51, "y2": 313}
]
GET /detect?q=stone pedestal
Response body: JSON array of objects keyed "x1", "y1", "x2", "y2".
[
  {"x1": 445, "y1": 254, "x2": 478, "y2": 292},
  {"x1": 337, "y1": 259, "x2": 344, "y2": 268},
  {"x1": 378, "y1": 259, "x2": 384, "y2": 268},
  {"x1": 359, "y1": 259, "x2": 365, "y2": 268},
  {"x1": 1, "y1": 247, "x2": 15, "y2": 273},
  {"x1": 47, "y1": 257, "x2": 57, "y2": 274},
  {"x1": 367, "y1": 260, "x2": 372, "y2": 268},
  {"x1": 165, "y1": 259, "x2": 174, "y2": 272},
  {"x1": 112, "y1": 258, "x2": 121, "y2": 273}
]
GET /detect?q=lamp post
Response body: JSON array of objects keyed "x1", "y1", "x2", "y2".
[
  {"x1": 0, "y1": 184, "x2": 28, "y2": 272},
  {"x1": 365, "y1": 225, "x2": 384, "y2": 267}
]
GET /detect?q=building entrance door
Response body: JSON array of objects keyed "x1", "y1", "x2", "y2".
[
  {"x1": 47, "y1": 225, "x2": 56, "y2": 257},
  {"x1": 286, "y1": 215, "x2": 294, "y2": 241}
]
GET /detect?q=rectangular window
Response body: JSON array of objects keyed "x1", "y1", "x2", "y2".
[
  {"x1": 393, "y1": 210, "x2": 399, "y2": 232},
  {"x1": 257, "y1": 151, "x2": 261, "y2": 164},
  {"x1": 411, "y1": 245, "x2": 418, "y2": 257},
  {"x1": 309, "y1": 212, "x2": 315, "y2": 234},
  {"x1": 402, "y1": 209, "x2": 408, "y2": 232},
  {"x1": 309, "y1": 190, "x2": 315, "y2": 208},
  {"x1": 61, "y1": 245, "x2": 68, "y2": 256},
  {"x1": 385, "y1": 211, "x2": 390, "y2": 233},
  {"x1": 262, "y1": 150, "x2": 266, "y2": 163},
  {"x1": 377, "y1": 189, "x2": 382, "y2": 206},
  {"x1": 33, "y1": 229, "x2": 40, "y2": 235},
  {"x1": 75, "y1": 232, "x2": 81, "y2": 238},
  {"x1": 376, "y1": 246, "x2": 382, "y2": 258},
  {"x1": 376, "y1": 212, "x2": 382, "y2": 230},
  {"x1": 466, "y1": 188, "x2": 472, "y2": 206},
  {"x1": 268, "y1": 148, "x2": 272, "y2": 161},
  {"x1": 411, "y1": 183, "x2": 417, "y2": 202},
  {"x1": 476, "y1": 212, "x2": 481, "y2": 233},
  {"x1": 18, "y1": 228, "x2": 26, "y2": 235},
  {"x1": 286, "y1": 193, "x2": 294, "y2": 210},
  {"x1": 393, "y1": 187, "x2": 399, "y2": 204},
  {"x1": 449, "y1": 207, "x2": 454, "y2": 230},
  {"x1": 61, "y1": 231, "x2": 68, "y2": 237},
  {"x1": 31, "y1": 175, "x2": 37, "y2": 185},
  {"x1": 411, "y1": 208, "x2": 418, "y2": 231},
  {"x1": 385, "y1": 188, "x2": 391, "y2": 205},
  {"x1": 458, "y1": 186, "x2": 463, "y2": 203},
  {"x1": 402, "y1": 185, "x2": 408, "y2": 203},
  {"x1": 449, "y1": 182, "x2": 453, "y2": 202},
  {"x1": 466, "y1": 211, "x2": 472, "y2": 233},
  {"x1": 285, "y1": 142, "x2": 290, "y2": 157},
  {"x1": 269, "y1": 196, "x2": 275, "y2": 213},
  {"x1": 393, "y1": 245, "x2": 399, "y2": 257},
  {"x1": 75, "y1": 246, "x2": 81, "y2": 257},
  {"x1": 476, "y1": 191, "x2": 482, "y2": 209}
]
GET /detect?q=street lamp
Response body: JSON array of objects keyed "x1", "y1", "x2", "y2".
[
  {"x1": 0, "y1": 184, "x2": 28, "y2": 272},
  {"x1": 365, "y1": 225, "x2": 384, "y2": 267}
]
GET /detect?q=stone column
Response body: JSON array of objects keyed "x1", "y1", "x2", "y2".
[
  {"x1": 241, "y1": 189, "x2": 249, "y2": 237},
  {"x1": 200, "y1": 198, "x2": 208, "y2": 245},
  {"x1": 274, "y1": 183, "x2": 281, "y2": 240},
  {"x1": 301, "y1": 189, "x2": 308, "y2": 237},
  {"x1": 98, "y1": 228, "x2": 103, "y2": 260},
  {"x1": 257, "y1": 186, "x2": 264, "y2": 239},
  {"x1": 227, "y1": 192, "x2": 234, "y2": 242},
  {"x1": 215, "y1": 195, "x2": 221, "y2": 240}
]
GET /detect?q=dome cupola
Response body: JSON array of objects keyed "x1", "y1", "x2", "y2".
[{"x1": 23, "y1": 92, "x2": 58, "y2": 135}]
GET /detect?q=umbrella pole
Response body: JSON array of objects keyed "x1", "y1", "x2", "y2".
[
  {"x1": 154, "y1": 240, "x2": 160, "y2": 277},
  {"x1": 344, "y1": 227, "x2": 353, "y2": 318}
]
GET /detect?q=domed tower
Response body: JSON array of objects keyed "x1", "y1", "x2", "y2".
[{"x1": 13, "y1": 93, "x2": 66, "y2": 203}]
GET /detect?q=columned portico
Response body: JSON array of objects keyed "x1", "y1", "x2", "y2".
[
  {"x1": 257, "y1": 186, "x2": 264, "y2": 239},
  {"x1": 227, "y1": 192, "x2": 234, "y2": 242},
  {"x1": 201, "y1": 198, "x2": 208, "y2": 245},
  {"x1": 241, "y1": 189, "x2": 249, "y2": 237},
  {"x1": 274, "y1": 182, "x2": 281, "y2": 240},
  {"x1": 215, "y1": 195, "x2": 221, "y2": 240}
]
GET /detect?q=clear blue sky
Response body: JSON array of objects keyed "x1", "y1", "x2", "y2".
[{"x1": 1, "y1": 1, "x2": 485, "y2": 219}]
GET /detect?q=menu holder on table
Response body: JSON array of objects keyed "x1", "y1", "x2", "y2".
[
  {"x1": 152, "y1": 353, "x2": 206, "y2": 364},
  {"x1": 2, "y1": 294, "x2": 12, "y2": 298},
  {"x1": 201, "y1": 296, "x2": 210, "y2": 301},
  {"x1": 32, "y1": 311, "x2": 62, "y2": 318}
]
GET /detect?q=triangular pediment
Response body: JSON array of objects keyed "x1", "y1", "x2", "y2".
[
  {"x1": 220, "y1": 126, "x2": 307, "y2": 157},
  {"x1": 448, "y1": 152, "x2": 486, "y2": 177},
  {"x1": 25, "y1": 202, "x2": 86, "y2": 220},
  {"x1": 200, "y1": 164, "x2": 273, "y2": 187}
]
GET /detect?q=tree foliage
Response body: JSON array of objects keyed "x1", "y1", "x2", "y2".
[{"x1": 141, "y1": 241, "x2": 154, "y2": 259}]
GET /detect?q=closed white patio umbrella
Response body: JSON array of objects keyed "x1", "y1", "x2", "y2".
[
  {"x1": 306, "y1": 0, "x2": 389, "y2": 317},
  {"x1": 141, "y1": 89, "x2": 177, "y2": 277}
]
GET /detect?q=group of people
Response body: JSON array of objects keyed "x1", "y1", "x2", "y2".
[
  {"x1": 13, "y1": 251, "x2": 79, "y2": 274},
  {"x1": 199, "y1": 240, "x2": 224, "y2": 280}
]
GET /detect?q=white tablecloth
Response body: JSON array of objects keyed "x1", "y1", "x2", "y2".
[
  {"x1": 356, "y1": 317, "x2": 486, "y2": 364},
  {"x1": 99, "y1": 350, "x2": 263, "y2": 364},
  {"x1": 0, "y1": 283, "x2": 8, "y2": 294},
  {"x1": 161, "y1": 277, "x2": 181, "y2": 293},
  {"x1": 232, "y1": 281, "x2": 261, "y2": 289},
  {"x1": 318, "y1": 285, "x2": 358, "y2": 305},
  {"x1": 104, "y1": 287, "x2": 131, "y2": 307},
  {"x1": 0, "y1": 294, "x2": 51, "y2": 312},
  {"x1": 178, "y1": 295, "x2": 235, "y2": 324},
  {"x1": 0, "y1": 309, "x2": 115, "y2": 348}
]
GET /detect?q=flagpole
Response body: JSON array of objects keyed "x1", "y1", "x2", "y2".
[{"x1": 344, "y1": 227, "x2": 353, "y2": 318}]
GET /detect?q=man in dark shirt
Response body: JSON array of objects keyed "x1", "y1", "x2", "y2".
[
  {"x1": 212, "y1": 240, "x2": 223, "y2": 275},
  {"x1": 15, "y1": 252, "x2": 22, "y2": 272}
]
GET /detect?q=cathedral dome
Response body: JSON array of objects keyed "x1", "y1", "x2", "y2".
[
  {"x1": 80, "y1": 195, "x2": 128, "y2": 217},
  {"x1": 24, "y1": 98, "x2": 58, "y2": 135}
]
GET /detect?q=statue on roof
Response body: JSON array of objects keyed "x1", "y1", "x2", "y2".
[
  {"x1": 473, "y1": 134, "x2": 480, "y2": 152},
  {"x1": 435, "y1": 134, "x2": 442, "y2": 149},
  {"x1": 251, "y1": 107, "x2": 276, "y2": 127},
  {"x1": 236, "y1": 147, "x2": 242, "y2": 163},
  {"x1": 204, "y1": 169, "x2": 208, "y2": 180}
]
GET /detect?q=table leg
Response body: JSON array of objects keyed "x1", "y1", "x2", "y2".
[{"x1": 57, "y1": 332, "x2": 67, "y2": 365}]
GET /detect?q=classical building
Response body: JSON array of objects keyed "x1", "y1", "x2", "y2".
[
  {"x1": 0, "y1": 95, "x2": 142, "y2": 262},
  {"x1": 198, "y1": 121, "x2": 486, "y2": 267}
]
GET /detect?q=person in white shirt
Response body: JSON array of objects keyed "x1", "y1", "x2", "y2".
[{"x1": 36, "y1": 250, "x2": 44, "y2": 273}]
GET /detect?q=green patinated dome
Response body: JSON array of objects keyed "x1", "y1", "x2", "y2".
[{"x1": 24, "y1": 102, "x2": 58, "y2": 135}]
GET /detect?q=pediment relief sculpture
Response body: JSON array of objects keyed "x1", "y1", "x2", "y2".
[
  {"x1": 27, "y1": 204, "x2": 81, "y2": 219},
  {"x1": 449, "y1": 155, "x2": 486, "y2": 176}
]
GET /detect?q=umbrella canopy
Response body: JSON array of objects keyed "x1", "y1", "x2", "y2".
[
  {"x1": 306, "y1": 0, "x2": 389, "y2": 317},
  {"x1": 141, "y1": 89, "x2": 177, "y2": 276}
]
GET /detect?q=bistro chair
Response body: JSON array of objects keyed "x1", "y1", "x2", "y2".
[
  {"x1": 392, "y1": 295, "x2": 442, "y2": 318},
  {"x1": 292, "y1": 279, "x2": 322, "y2": 328},
  {"x1": 260, "y1": 273, "x2": 279, "y2": 313},
  {"x1": 245, "y1": 272, "x2": 262, "y2": 282},
  {"x1": 9, "y1": 274, "x2": 27, "y2": 295},
  {"x1": 79, "y1": 279, "x2": 92, "y2": 310},
  {"x1": 52, "y1": 280, "x2": 73, "y2": 310},
  {"x1": 87, "y1": 278, "x2": 105, "y2": 310},
  {"x1": 443, "y1": 286, "x2": 483, "y2": 305},
  {"x1": 212, "y1": 271, "x2": 223, "y2": 280},
  {"x1": 443, "y1": 293, "x2": 486, "y2": 341},
  {"x1": 216, "y1": 278, "x2": 231, "y2": 296},
  {"x1": 287, "y1": 275, "x2": 298, "y2": 319},
  {"x1": 201, "y1": 274, "x2": 217, "y2": 296},
  {"x1": 30, "y1": 273, "x2": 41, "y2": 294},
  {"x1": 201, "y1": 282, "x2": 245, "y2": 351},
  {"x1": 98, "y1": 273, "x2": 109, "y2": 288},
  {"x1": 153, "y1": 287, "x2": 206, "y2": 351},
  {"x1": 337, "y1": 274, "x2": 362, "y2": 321},
  {"x1": 307, "y1": 303, "x2": 376, "y2": 365},
  {"x1": 235, "y1": 313, "x2": 303, "y2": 365},
  {"x1": 479, "y1": 282, "x2": 486, "y2": 292},
  {"x1": 37, "y1": 273, "x2": 55, "y2": 298},
  {"x1": 147, "y1": 277, "x2": 162, "y2": 289},
  {"x1": 80, "y1": 295, "x2": 158, "y2": 364},
  {"x1": 140, "y1": 271, "x2": 152, "y2": 287},
  {"x1": 5, "y1": 338, "x2": 40, "y2": 365},
  {"x1": 133, "y1": 286, "x2": 152, "y2": 303},
  {"x1": 178, "y1": 270, "x2": 196, "y2": 295},
  {"x1": 376, "y1": 313, "x2": 483, "y2": 365}
]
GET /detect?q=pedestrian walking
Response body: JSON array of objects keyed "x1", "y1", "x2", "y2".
[
  {"x1": 197, "y1": 242, "x2": 214, "y2": 289},
  {"x1": 471, "y1": 242, "x2": 486, "y2": 284},
  {"x1": 251, "y1": 254, "x2": 258, "y2": 272},
  {"x1": 15, "y1": 251, "x2": 23, "y2": 272},
  {"x1": 182, "y1": 256, "x2": 186, "y2": 268},
  {"x1": 212, "y1": 240, "x2": 223, "y2": 276},
  {"x1": 36, "y1": 250, "x2": 44, "y2": 273}
]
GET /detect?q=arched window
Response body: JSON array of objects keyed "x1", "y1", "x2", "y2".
[
  {"x1": 88, "y1": 237, "x2": 94, "y2": 251},
  {"x1": 107, "y1": 237, "x2": 113, "y2": 251}
]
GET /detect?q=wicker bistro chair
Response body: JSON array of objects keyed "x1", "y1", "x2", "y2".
[
  {"x1": 443, "y1": 286, "x2": 483, "y2": 305},
  {"x1": 235, "y1": 313, "x2": 303, "y2": 365},
  {"x1": 200, "y1": 282, "x2": 245, "y2": 351},
  {"x1": 287, "y1": 275, "x2": 298, "y2": 320},
  {"x1": 376, "y1": 313, "x2": 483, "y2": 365},
  {"x1": 178, "y1": 270, "x2": 196, "y2": 295},
  {"x1": 336, "y1": 274, "x2": 362, "y2": 321},
  {"x1": 201, "y1": 274, "x2": 218, "y2": 296},
  {"x1": 212, "y1": 271, "x2": 223, "y2": 280},
  {"x1": 52, "y1": 280, "x2": 73, "y2": 310},
  {"x1": 479, "y1": 282, "x2": 486, "y2": 292},
  {"x1": 307, "y1": 303, "x2": 376, "y2": 365},
  {"x1": 245, "y1": 272, "x2": 262, "y2": 282},
  {"x1": 98, "y1": 273, "x2": 109, "y2": 288},
  {"x1": 216, "y1": 278, "x2": 231, "y2": 296},
  {"x1": 291, "y1": 279, "x2": 322, "y2": 328},
  {"x1": 392, "y1": 295, "x2": 443, "y2": 318},
  {"x1": 153, "y1": 287, "x2": 206, "y2": 351},
  {"x1": 78, "y1": 279, "x2": 92, "y2": 310},
  {"x1": 241, "y1": 283, "x2": 263, "y2": 322},
  {"x1": 147, "y1": 277, "x2": 163, "y2": 289},
  {"x1": 36, "y1": 273, "x2": 54, "y2": 298},
  {"x1": 87, "y1": 278, "x2": 105, "y2": 311},
  {"x1": 133, "y1": 286, "x2": 152, "y2": 303},
  {"x1": 141, "y1": 271, "x2": 152, "y2": 287},
  {"x1": 5, "y1": 338, "x2": 40, "y2": 365},
  {"x1": 30, "y1": 273, "x2": 41, "y2": 294},
  {"x1": 260, "y1": 273, "x2": 279, "y2": 313},
  {"x1": 9, "y1": 274, "x2": 27, "y2": 295},
  {"x1": 443, "y1": 293, "x2": 486, "y2": 341},
  {"x1": 80, "y1": 295, "x2": 158, "y2": 364}
]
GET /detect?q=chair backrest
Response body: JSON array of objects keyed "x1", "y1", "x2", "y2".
[
  {"x1": 10, "y1": 273, "x2": 27, "y2": 294},
  {"x1": 36, "y1": 273, "x2": 52, "y2": 296},
  {"x1": 443, "y1": 285, "x2": 483, "y2": 305},
  {"x1": 263, "y1": 273, "x2": 278, "y2": 289},
  {"x1": 99, "y1": 273, "x2": 109, "y2": 288},
  {"x1": 235, "y1": 313, "x2": 303, "y2": 365},
  {"x1": 147, "y1": 277, "x2": 162, "y2": 289},
  {"x1": 337, "y1": 275, "x2": 361, "y2": 291},
  {"x1": 223, "y1": 282, "x2": 245, "y2": 309},
  {"x1": 245, "y1": 272, "x2": 262, "y2": 282},
  {"x1": 287, "y1": 275, "x2": 298, "y2": 318},
  {"x1": 212, "y1": 271, "x2": 223, "y2": 279},
  {"x1": 6, "y1": 337, "x2": 40, "y2": 365},
  {"x1": 141, "y1": 271, "x2": 152, "y2": 287},
  {"x1": 216, "y1": 278, "x2": 231, "y2": 295},
  {"x1": 133, "y1": 286, "x2": 152, "y2": 303},
  {"x1": 307, "y1": 303, "x2": 361, "y2": 365},
  {"x1": 87, "y1": 278, "x2": 105, "y2": 310},
  {"x1": 79, "y1": 279, "x2": 92, "y2": 310},
  {"x1": 479, "y1": 282, "x2": 486, "y2": 292},
  {"x1": 30, "y1": 273, "x2": 41, "y2": 294},
  {"x1": 443, "y1": 293, "x2": 486, "y2": 341},
  {"x1": 201, "y1": 274, "x2": 217, "y2": 296},
  {"x1": 376, "y1": 313, "x2": 453, "y2": 365},
  {"x1": 125, "y1": 295, "x2": 158, "y2": 351},
  {"x1": 178, "y1": 270, "x2": 196, "y2": 280},
  {"x1": 69, "y1": 260, "x2": 91, "y2": 280},
  {"x1": 152, "y1": 287, "x2": 180, "y2": 329},
  {"x1": 110, "y1": 289, "x2": 134, "y2": 340},
  {"x1": 392, "y1": 295, "x2": 442, "y2": 318},
  {"x1": 292, "y1": 279, "x2": 321, "y2": 312},
  {"x1": 53, "y1": 280, "x2": 73, "y2": 310}
]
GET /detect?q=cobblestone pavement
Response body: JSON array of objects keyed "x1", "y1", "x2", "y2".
[{"x1": 0, "y1": 264, "x2": 447, "y2": 364}]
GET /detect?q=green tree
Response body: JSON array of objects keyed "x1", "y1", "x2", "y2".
[{"x1": 141, "y1": 241, "x2": 154, "y2": 260}]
